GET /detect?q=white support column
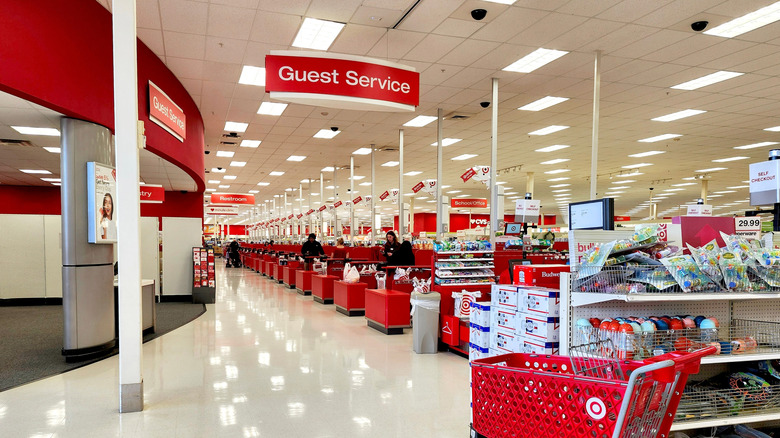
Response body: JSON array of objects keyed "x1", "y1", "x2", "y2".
[
  {"x1": 489, "y1": 78, "x2": 499, "y2": 246},
  {"x1": 113, "y1": 0, "x2": 143, "y2": 413},
  {"x1": 370, "y1": 145, "x2": 376, "y2": 245},
  {"x1": 320, "y1": 172, "x2": 325, "y2": 236},
  {"x1": 701, "y1": 179, "x2": 709, "y2": 205},
  {"x1": 526, "y1": 172, "x2": 535, "y2": 198},
  {"x1": 590, "y1": 50, "x2": 602, "y2": 200},
  {"x1": 284, "y1": 192, "x2": 288, "y2": 238},
  {"x1": 350, "y1": 156, "x2": 355, "y2": 241},
  {"x1": 398, "y1": 129, "x2": 405, "y2": 237},
  {"x1": 436, "y1": 107, "x2": 444, "y2": 240},
  {"x1": 333, "y1": 165, "x2": 338, "y2": 236}
]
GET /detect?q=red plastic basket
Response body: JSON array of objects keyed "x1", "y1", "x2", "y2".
[{"x1": 470, "y1": 346, "x2": 715, "y2": 438}]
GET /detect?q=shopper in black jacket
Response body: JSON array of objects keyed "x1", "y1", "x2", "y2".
[
  {"x1": 388, "y1": 241, "x2": 415, "y2": 266},
  {"x1": 382, "y1": 231, "x2": 401, "y2": 263},
  {"x1": 301, "y1": 233, "x2": 325, "y2": 257}
]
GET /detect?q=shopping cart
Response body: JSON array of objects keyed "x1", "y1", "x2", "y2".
[{"x1": 470, "y1": 340, "x2": 716, "y2": 438}]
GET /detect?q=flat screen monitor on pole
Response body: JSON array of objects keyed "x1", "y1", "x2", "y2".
[{"x1": 568, "y1": 198, "x2": 615, "y2": 230}]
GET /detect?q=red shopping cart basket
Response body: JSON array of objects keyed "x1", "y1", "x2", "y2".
[{"x1": 470, "y1": 341, "x2": 716, "y2": 438}]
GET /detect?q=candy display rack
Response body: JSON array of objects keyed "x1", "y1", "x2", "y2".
[{"x1": 560, "y1": 229, "x2": 780, "y2": 431}]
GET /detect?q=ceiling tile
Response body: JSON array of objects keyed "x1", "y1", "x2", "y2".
[
  {"x1": 207, "y1": 4, "x2": 256, "y2": 40},
  {"x1": 159, "y1": 0, "x2": 209, "y2": 34}
]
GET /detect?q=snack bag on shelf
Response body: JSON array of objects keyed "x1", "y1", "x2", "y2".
[
  {"x1": 718, "y1": 251, "x2": 751, "y2": 291},
  {"x1": 344, "y1": 266, "x2": 361, "y2": 284},
  {"x1": 686, "y1": 242, "x2": 723, "y2": 283},
  {"x1": 660, "y1": 255, "x2": 715, "y2": 292}
]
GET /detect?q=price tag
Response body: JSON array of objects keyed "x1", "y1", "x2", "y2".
[{"x1": 735, "y1": 216, "x2": 761, "y2": 240}]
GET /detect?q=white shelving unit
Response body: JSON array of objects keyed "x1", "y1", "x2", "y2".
[
  {"x1": 561, "y1": 229, "x2": 780, "y2": 432},
  {"x1": 432, "y1": 250, "x2": 495, "y2": 287},
  {"x1": 435, "y1": 265, "x2": 496, "y2": 270}
]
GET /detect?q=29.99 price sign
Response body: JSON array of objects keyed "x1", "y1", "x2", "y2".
[{"x1": 735, "y1": 216, "x2": 761, "y2": 240}]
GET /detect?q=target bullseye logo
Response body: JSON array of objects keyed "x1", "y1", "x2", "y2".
[
  {"x1": 460, "y1": 294, "x2": 474, "y2": 315},
  {"x1": 586, "y1": 397, "x2": 606, "y2": 420}
]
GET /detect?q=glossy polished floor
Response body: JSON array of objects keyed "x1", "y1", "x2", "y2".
[{"x1": 0, "y1": 262, "x2": 470, "y2": 437}]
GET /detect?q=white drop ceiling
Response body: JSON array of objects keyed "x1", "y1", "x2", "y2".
[{"x1": 8, "y1": 0, "x2": 780, "y2": 223}]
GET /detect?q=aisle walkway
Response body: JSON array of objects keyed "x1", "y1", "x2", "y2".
[{"x1": 0, "y1": 262, "x2": 469, "y2": 437}]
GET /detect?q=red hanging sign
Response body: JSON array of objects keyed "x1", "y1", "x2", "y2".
[
  {"x1": 139, "y1": 184, "x2": 164, "y2": 203},
  {"x1": 318, "y1": 205, "x2": 327, "y2": 212},
  {"x1": 461, "y1": 167, "x2": 477, "y2": 182},
  {"x1": 412, "y1": 181, "x2": 425, "y2": 193},
  {"x1": 334, "y1": 201, "x2": 343, "y2": 208},
  {"x1": 148, "y1": 81, "x2": 186, "y2": 141},
  {"x1": 379, "y1": 190, "x2": 390, "y2": 201},
  {"x1": 210, "y1": 193, "x2": 255, "y2": 205},
  {"x1": 352, "y1": 196, "x2": 362, "y2": 204}
]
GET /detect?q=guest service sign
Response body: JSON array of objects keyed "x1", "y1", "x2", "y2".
[
  {"x1": 265, "y1": 51, "x2": 419, "y2": 112},
  {"x1": 87, "y1": 162, "x2": 117, "y2": 244}
]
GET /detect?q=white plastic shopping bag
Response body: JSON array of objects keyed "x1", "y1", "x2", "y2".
[
  {"x1": 344, "y1": 266, "x2": 361, "y2": 284},
  {"x1": 343, "y1": 262, "x2": 351, "y2": 281},
  {"x1": 394, "y1": 267, "x2": 409, "y2": 281},
  {"x1": 454, "y1": 290, "x2": 482, "y2": 318},
  {"x1": 375, "y1": 271, "x2": 387, "y2": 289}
]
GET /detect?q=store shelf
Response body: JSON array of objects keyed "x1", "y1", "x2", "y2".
[
  {"x1": 671, "y1": 411, "x2": 780, "y2": 431},
  {"x1": 571, "y1": 292, "x2": 780, "y2": 307},
  {"x1": 701, "y1": 351, "x2": 780, "y2": 364},
  {"x1": 435, "y1": 251, "x2": 495, "y2": 255},
  {"x1": 435, "y1": 265, "x2": 495, "y2": 270},
  {"x1": 436, "y1": 258, "x2": 494, "y2": 262},
  {"x1": 436, "y1": 282, "x2": 496, "y2": 287},
  {"x1": 438, "y1": 274, "x2": 494, "y2": 279}
]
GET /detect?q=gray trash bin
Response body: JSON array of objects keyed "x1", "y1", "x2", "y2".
[{"x1": 411, "y1": 291, "x2": 440, "y2": 354}]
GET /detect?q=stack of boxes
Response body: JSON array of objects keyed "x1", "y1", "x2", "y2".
[
  {"x1": 486, "y1": 264, "x2": 566, "y2": 357},
  {"x1": 468, "y1": 302, "x2": 490, "y2": 361}
]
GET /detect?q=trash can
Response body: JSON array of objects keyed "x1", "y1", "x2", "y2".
[{"x1": 411, "y1": 291, "x2": 441, "y2": 354}]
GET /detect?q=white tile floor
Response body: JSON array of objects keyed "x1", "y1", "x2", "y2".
[{"x1": 0, "y1": 262, "x2": 470, "y2": 437}]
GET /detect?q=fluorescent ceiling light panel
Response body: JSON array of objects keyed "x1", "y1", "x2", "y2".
[
  {"x1": 618, "y1": 179, "x2": 637, "y2": 183},
  {"x1": 257, "y1": 102, "x2": 287, "y2": 116},
  {"x1": 240, "y1": 140, "x2": 261, "y2": 148},
  {"x1": 205, "y1": 188, "x2": 216, "y2": 192},
  {"x1": 321, "y1": 167, "x2": 335, "y2": 172},
  {"x1": 727, "y1": 185, "x2": 749, "y2": 189},
  {"x1": 224, "y1": 122, "x2": 248, "y2": 132},
  {"x1": 550, "y1": 184, "x2": 571, "y2": 188},
  {"x1": 547, "y1": 177, "x2": 570, "y2": 182},
  {"x1": 20, "y1": 169, "x2": 51, "y2": 174},
  {"x1": 41, "y1": 178, "x2": 60, "y2": 182},
  {"x1": 621, "y1": 163, "x2": 653, "y2": 169},
  {"x1": 551, "y1": 189, "x2": 571, "y2": 193},
  {"x1": 292, "y1": 18, "x2": 345, "y2": 51},
  {"x1": 359, "y1": 182, "x2": 372, "y2": 186},
  {"x1": 223, "y1": 175, "x2": 237, "y2": 180},
  {"x1": 381, "y1": 161, "x2": 399, "y2": 167},
  {"x1": 287, "y1": 155, "x2": 306, "y2": 161},
  {"x1": 218, "y1": 185, "x2": 230, "y2": 188},
  {"x1": 238, "y1": 66, "x2": 265, "y2": 86},
  {"x1": 269, "y1": 171, "x2": 284, "y2": 176},
  {"x1": 211, "y1": 168, "x2": 226, "y2": 173},
  {"x1": 230, "y1": 161, "x2": 246, "y2": 167},
  {"x1": 695, "y1": 167, "x2": 727, "y2": 172},
  {"x1": 404, "y1": 171, "x2": 422, "y2": 176},
  {"x1": 216, "y1": 151, "x2": 235, "y2": 158},
  {"x1": 208, "y1": 180, "x2": 220, "y2": 184},
  {"x1": 671, "y1": 71, "x2": 744, "y2": 90},
  {"x1": 714, "y1": 190, "x2": 737, "y2": 194},
  {"x1": 452, "y1": 154, "x2": 477, "y2": 161},
  {"x1": 314, "y1": 129, "x2": 340, "y2": 139},
  {"x1": 734, "y1": 141, "x2": 779, "y2": 149},
  {"x1": 353, "y1": 148, "x2": 372, "y2": 155},
  {"x1": 605, "y1": 191, "x2": 624, "y2": 195},
  {"x1": 672, "y1": 183, "x2": 696, "y2": 187},
  {"x1": 535, "y1": 145, "x2": 570, "y2": 153},
  {"x1": 712, "y1": 156, "x2": 749, "y2": 162},
  {"x1": 638, "y1": 134, "x2": 681, "y2": 142},
  {"x1": 43, "y1": 147, "x2": 61, "y2": 153},
  {"x1": 663, "y1": 188, "x2": 685, "y2": 192},
  {"x1": 529, "y1": 125, "x2": 569, "y2": 136},
  {"x1": 651, "y1": 109, "x2": 706, "y2": 122},
  {"x1": 431, "y1": 138, "x2": 462, "y2": 147},
  {"x1": 503, "y1": 48, "x2": 569, "y2": 73},
  {"x1": 544, "y1": 169, "x2": 570, "y2": 174},
  {"x1": 483, "y1": 0, "x2": 516, "y2": 4},
  {"x1": 628, "y1": 151, "x2": 665, "y2": 158},
  {"x1": 248, "y1": 190, "x2": 260, "y2": 194},
  {"x1": 518, "y1": 96, "x2": 569, "y2": 111},
  {"x1": 11, "y1": 126, "x2": 60, "y2": 136},
  {"x1": 540, "y1": 158, "x2": 570, "y2": 165},
  {"x1": 704, "y1": 2, "x2": 780, "y2": 38},
  {"x1": 403, "y1": 115, "x2": 436, "y2": 127},
  {"x1": 447, "y1": 190, "x2": 461, "y2": 194},
  {"x1": 349, "y1": 175, "x2": 365, "y2": 180},
  {"x1": 765, "y1": 126, "x2": 780, "y2": 132},
  {"x1": 609, "y1": 186, "x2": 630, "y2": 190}
]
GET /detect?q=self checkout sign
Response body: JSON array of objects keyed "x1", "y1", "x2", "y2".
[{"x1": 735, "y1": 217, "x2": 762, "y2": 240}]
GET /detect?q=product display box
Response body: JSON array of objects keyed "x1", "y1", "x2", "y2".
[
  {"x1": 469, "y1": 322, "x2": 489, "y2": 349},
  {"x1": 519, "y1": 287, "x2": 560, "y2": 317},
  {"x1": 490, "y1": 285, "x2": 519, "y2": 311},
  {"x1": 469, "y1": 302, "x2": 490, "y2": 327},
  {"x1": 513, "y1": 264, "x2": 569, "y2": 289},
  {"x1": 489, "y1": 330, "x2": 520, "y2": 354},
  {"x1": 469, "y1": 343, "x2": 490, "y2": 361},
  {"x1": 491, "y1": 308, "x2": 520, "y2": 333},
  {"x1": 520, "y1": 336, "x2": 560, "y2": 355},
  {"x1": 520, "y1": 314, "x2": 560, "y2": 342}
]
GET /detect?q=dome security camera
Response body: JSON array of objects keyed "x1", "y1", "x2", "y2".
[
  {"x1": 691, "y1": 21, "x2": 708, "y2": 32},
  {"x1": 480, "y1": 101, "x2": 490, "y2": 108},
  {"x1": 217, "y1": 167, "x2": 223, "y2": 170},
  {"x1": 204, "y1": 150, "x2": 210, "y2": 154},
  {"x1": 331, "y1": 126, "x2": 339, "y2": 132},
  {"x1": 471, "y1": 8, "x2": 487, "y2": 21}
]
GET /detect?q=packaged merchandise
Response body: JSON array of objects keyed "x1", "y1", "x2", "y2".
[
  {"x1": 660, "y1": 255, "x2": 715, "y2": 292},
  {"x1": 469, "y1": 343, "x2": 490, "y2": 361},
  {"x1": 520, "y1": 314, "x2": 560, "y2": 342},
  {"x1": 490, "y1": 285, "x2": 519, "y2": 311},
  {"x1": 521, "y1": 337, "x2": 560, "y2": 355},
  {"x1": 490, "y1": 330, "x2": 520, "y2": 354},
  {"x1": 491, "y1": 308, "x2": 520, "y2": 332},
  {"x1": 469, "y1": 323, "x2": 489, "y2": 348},
  {"x1": 469, "y1": 302, "x2": 490, "y2": 327},
  {"x1": 519, "y1": 287, "x2": 560, "y2": 317},
  {"x1": 512, "y1": 264, "x2": 569, "y2": 288}
]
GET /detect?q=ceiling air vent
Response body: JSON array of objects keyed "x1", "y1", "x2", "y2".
[
  {"x1": 222, "y1": 133, "x2": 241, "y2": 138},
  {"x1": 220, "y1": 141, "x2": 238, "y2": 145},
  {"x1": 0, "y1": 139, "x2": 34, "y2": 147},
  {"x1": 444, "y1": 111, "x2": 474, "y2": 121}
]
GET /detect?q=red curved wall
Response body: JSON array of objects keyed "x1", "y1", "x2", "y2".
[{"x1": 0, "y1": 0, "x2": 205, "y2": 191}]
